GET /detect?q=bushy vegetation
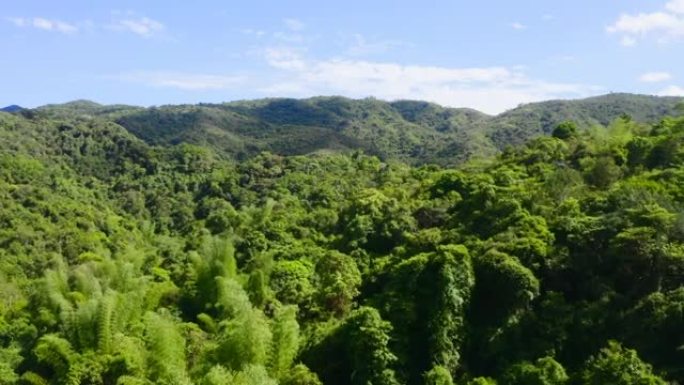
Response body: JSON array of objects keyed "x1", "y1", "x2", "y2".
[
  {"x1": 1, "y1": 100, "x2": 684, "y2": 385},
  {"x1": 32, "y1": 93, "x2": 683, "y2": 166}
]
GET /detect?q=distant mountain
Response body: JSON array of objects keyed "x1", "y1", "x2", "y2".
[
  {"x1": 483, "y1": 93, "x2": 684, "y2": 149},
  {"x1": 33, "y1": 93, "x2": 683, "y2": 165},
  {"x1": 1, "y1": 105, "x2": 24, "y2": 113}
]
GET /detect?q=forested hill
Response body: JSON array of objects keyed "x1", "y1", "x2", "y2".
[
  {"x1": 29, "y1": 93, "x2": 683, "y2": 165},
  {"x1": 3, "y1": 98, "x2": 684, "y2": 385}
]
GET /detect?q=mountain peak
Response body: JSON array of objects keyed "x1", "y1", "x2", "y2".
[{"x1": 1, "y1": 105, "x2": 24, "y2": 113}]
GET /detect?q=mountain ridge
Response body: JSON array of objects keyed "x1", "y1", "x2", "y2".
[
  {"x1": 0, "y1": 104, "x2": 24, "y2": 113},
  {"x1": 30, "y1": 93, "x2": 684, "y2": 164}
]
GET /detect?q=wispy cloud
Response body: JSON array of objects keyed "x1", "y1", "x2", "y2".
[
  {"x1": 7, "y1": 13, "x2": 165, "y2": 38},
  {"x1": 258, "y1": 54, "x2": 601, "y2": 114},
  {"x1": 345, "y1": 34, "x2": 407, "y2": 56},
  {"x1": 658, "y1": 85, "x2": 684, "y2": 96},
  {"x1": 283, "y1": 18, "x2": 305, "y2": 31},
  {"x1": 263, "y1": 47, "x2": 307, "y2": 70},
  {"x1": 607, "y1": 0, "x2": 684, "y2": 45},
  {"x1": 117, "y1": 71, "x2": 246, "y2": 90},
  {"x1": 510, "y1": 22, "x2": 527, "y2": 30},
  {"x1": 639, "y1": 71, "x2": 672, "y2": 82},
  {"x1": 666, "y1": 0, "x2": 684, "y2": 14},
  {"x1": 109, "y1": 16, "x2": 164, "y2": 37},
  {"x1": 6, "y1": 17, "x2": 78, "y2": 34},
  {"x1": 266, "y1": 19, "x2": 309, "y2": 43},
  {"x1": 240, "y1": 28, "x2": 266, "y2": 38}
]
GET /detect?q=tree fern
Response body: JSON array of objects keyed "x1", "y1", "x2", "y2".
[
  {"x1": 0, "y1": 344, "x2": 22, "y2": 384},
  {"x1": 200, "y1": 365, "x2": 234, "y2": 385},
  {"x1": 96, "y1": 290, "x2": 116, "y2": 354},
  {"x1": 116, "y1": 375, "x2": 152, "y2": 385},
  {"x1": 19, "y1": 372, "x2": 48, "y2": 385},
  {"x1": 72, "y1": 298, "x2": 99, "y2": 351},
  {"x1": 215, "y1": 310, "x2": 272, "y2": 370},
  {"x1": 143, "y1": 280, "x2": 178, "y2": 312},
  {"x1": 246, "y1": 270, "x2": 269, "y2": 309},
  {"x1": 231, "y1": 365, "x2": 277, "y2": 385},
  {"x1": 111, "y1": 334, "x2": 148, "y2": 379},
  {"x1": 112, "y1": 289, "x2": 144, "y2": 334},
  {"x1": 143, "y1": 311, "x2": 191, "y2": 385},
  {"x1": 63, "y1": 351, "x2": 105, "y2": 385},
  {"x1": 214, "y1": 277, "x2": 252, "y2": 319},
  {"x1": 269, "y1": 305, "x2": 300, "y2": 379},
  {"x1": 197, "y1": 313, "x2": 218, "y2": 334},
  {"x1": 33, "y1": 334, "x2": 76, "y2": 380},
  {"x1": 72, "y1": 263, "x2": 103, "y2": 298},
  {"x1": 42, "y1": 262, "x2": 73, "y2": 321}
]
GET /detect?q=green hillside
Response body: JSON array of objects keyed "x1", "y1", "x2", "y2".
[
  {"x1": 484, "y1": 93, "x2": 684, "y2": 149},
  {"x1": 32, "y1": 93, "x2": 682, "y2": 165},
  {"x1": 2, "y1": 99, "x2": 684, "y2": 384}
]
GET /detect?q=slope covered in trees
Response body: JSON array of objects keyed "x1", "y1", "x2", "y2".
[
  {"x1": 2, "y1": 102, "x2": 684, "y2": 385},
  {"x1": 30, "y1": 93, "x2": 683, "y2": 165}
]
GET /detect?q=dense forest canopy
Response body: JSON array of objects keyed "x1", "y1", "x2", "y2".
[
  {"x1": 1, "y1": 94, "x2": 684, "y2": 385},
  {"x1": 27, "y1": 93, "x2": 684, "y2": 165}
]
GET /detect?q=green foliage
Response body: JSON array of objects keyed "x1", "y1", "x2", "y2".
[
  {"x1": 470, "y1": 250, "x2": 539, "y2": 328},
  {"x1": 552, "y1": 121, "x2": 578, "y2": 140},
  {"x1": 280, "y1": 364, "x2": 323, "y2": 385},
  {"x1": 375, "y1": 245, "x2": 474, "y2": 384},
  {"x1": 269, "y1": 306, "x2": 300, "y2": 378},
  {"x1": 0, "y1": 344, "x2": 22, "y2": 384},
  {"x1": 580, "y1": 341, "x2": 666, "y2": 385},
  {"x1": 501, "y1": 357, "x2": 568, "y2": 385},
  {"x1": 144, "y1": 312, "x2": 191, "y2": 385},
  {"x1": 302, "y1": 307, "x2": 399, "y2": 385},
  {"x1": 314, "y1": 251, "x2": 362, "y2": 317},
  {"x1": 423, "y1": 365, "x2": 453, "y2": 385},
  {"x1": 270, "y1": 260, "x2": 315, "y2": 306},
  {"x1": 215, "y1": 307, "x2": 272, "y2": 370},
  {"x1": 3, "y1": 100, "x2": 684, "y2": 385}
]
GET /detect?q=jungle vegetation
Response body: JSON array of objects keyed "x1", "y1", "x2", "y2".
[{"x1": 1, "y1": 96, "x2": 684, "y2": 385}]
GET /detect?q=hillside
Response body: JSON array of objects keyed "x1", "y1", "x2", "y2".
[
  {"x1": 2, "y1": 101, "x2": 684, "y2": 384},
  {"x1": 0, "y1": 105, "x2": 23, "y2": 113},
  {"x1": 31, "y1": 93, "x2": 683, "y2": 165},
  {"x1": 484, "y1": 93, "x2": 684, "y2": 148}
]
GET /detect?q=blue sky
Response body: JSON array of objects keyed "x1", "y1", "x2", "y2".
[{"x1": 2, "y1": 0, "x2": 684, "y2": 114}]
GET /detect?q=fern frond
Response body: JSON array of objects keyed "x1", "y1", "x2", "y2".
[
  {"x1": 269, "y1": 305, "x2": 300, "y2": 378},
  {"x1": 97, "y1": 290, "x2": 116, "y2": 354},
  {"x1": 143, "y1": 311, "x2": 191, "y2": 385},
  {"x1": 33, "y1": 334, "x2": 76, "y2": 378},
  {"x1": 19, "y1": 371, "x2": 49, "y2": 385}
]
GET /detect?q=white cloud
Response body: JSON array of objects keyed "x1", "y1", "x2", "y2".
[
  {"x1": 259, "y1": 57, "x2": 600, "y2": 114},
  {"x1": 272, "y1": 31, "x2": 305, "y2": 43},
  {"x1": 109, "y1": 16, "x2": 164, "y2": 37},
  {"x1": 7, "y1": 17, "x2": 78, "y2": 34},
  {"x1": 263, "y1": 47, "x2": 307, "y2": 70},
  {"x1": 241, "y1": 28, "x2": 266, "y2": 37},
  {"x1": 607, "y1": 12, "x2": 684, "y2": 35},
  {"x1": 6, "y1": 17, "x2": 26, "y2": 27},
  {"x1": 511, "y1": 22, "x2": 527, "y2": 30},
  {"x1": 658, "y1": 85, "x2": 684, "y2": 95},
  {"x1": 7, "y1": 13, "x2": 165, "y2": 37},
  {"x1": 639, "y1": 71, "x2": 672, "y2": 82},
  {"x1": 666, "y1": 0, "x2": 684, "y2": 14},
  {"x1": 118, "y1": 71, "x2": 246, "y2": 90},
  {"x1": 283, "y1": 18, "x2": 304, "y2": 31},
  {"x1": 607, "y1": 1, "x2": 684, "y2": 45}
]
